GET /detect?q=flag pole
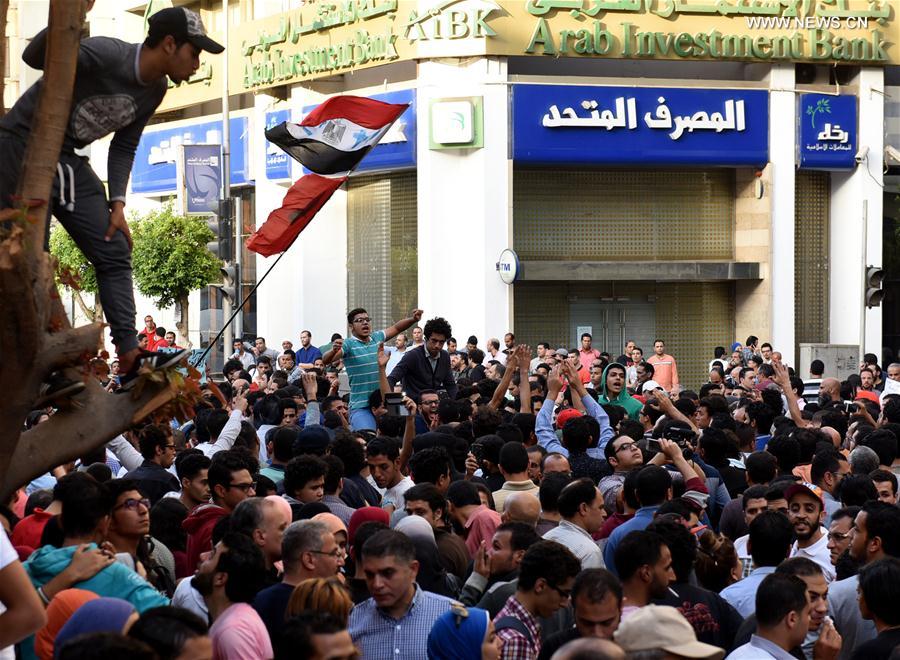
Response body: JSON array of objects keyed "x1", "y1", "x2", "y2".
[
  {"x1": 200, "y1": 104, "x2": 410, "y2": 366},
  {"x1": 197, "y1": 248, "x2": 289, "y2": 365}
]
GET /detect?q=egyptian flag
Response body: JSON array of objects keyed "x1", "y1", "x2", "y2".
[{"x1": 247, "y1": 96, "x2": 408, "y2": 257}]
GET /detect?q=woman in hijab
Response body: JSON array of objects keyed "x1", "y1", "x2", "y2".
[
  {"x1": 347, "y1": 507, "x2": 389, "y2": 547},
  {"x1": 52, "y1": 598, "x2": 138, "y2": 659},
  {"x1": 396, "y1": 515, "x2": 459, "y2": 598},
  {"x1": 427, "y1": 603, "x2": 503, "y2": 660},
  {"x1": 34, "y1": 589, "x2": 99, "y2": 660}
]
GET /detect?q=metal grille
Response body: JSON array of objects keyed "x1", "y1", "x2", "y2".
[
  {"x1": 794, "y1": 171, "x2": 830, "y2": 348},
  {"x1": 347, "y1": 172, "x2": 418, "y2": 332},
  {"x1": 655, "y1": 282, "x2": 735, "y2": 388},
  {"x1": 513, "y1": 168, "x2": 734, "y2": 261},
  {"x1": 513, "y1": 281, "x2": 733, "y2": 389}
]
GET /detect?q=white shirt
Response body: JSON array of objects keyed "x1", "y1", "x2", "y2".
[
  {"x1": 385, "y1": 346, "x2": 408, "y2": 374},
  {"x1": 172, "y1": 575, "x2": 209, "y2": 621},
  {"x1": 484, "y1": 351, "x2": 507, "y2": 366},
  {"x1": 382, "y1": 476, "x2": 414, "y2": 512},
  {"x1": 542, "y1": 520, "x2": 604, "y2": 569},
  {"x1": 0, "y1": 531, "x2": 19, "y2": 660},
  {"x1": 790, "y1": 528, "x2": 836, "y2": 582}
]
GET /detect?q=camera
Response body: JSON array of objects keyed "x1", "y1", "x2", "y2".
[
  {"x1": 384, "y1": 392, "x2": 409, "y2": 417},
  {"x1": 663, "y1": 425, "x2": 697, "y2": 460},
  {"x1": 470, "y1": 442, "x2": 485, "y2": 465},
  {"x1": 843, "y1": 401, "x2": 858, "y2": 414}
]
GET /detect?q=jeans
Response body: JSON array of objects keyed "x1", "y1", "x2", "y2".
[{"x1": 350, "y1": 408, "x2": 377, "y2": 432}]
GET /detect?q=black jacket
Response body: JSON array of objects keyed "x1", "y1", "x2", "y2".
[{"x1": 387, "y1": 345, "x2": 458, "y2": 402}]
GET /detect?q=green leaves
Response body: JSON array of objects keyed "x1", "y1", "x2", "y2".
[
  {"x1": 130, "y1": 201, "x2": 222, "y2": 309},
  {"x1": 806, "y1": 98, "x2": 831, "y2": 129},
  {"x1": 49, "y1": 222, "x2": 99, "y2": 293}
]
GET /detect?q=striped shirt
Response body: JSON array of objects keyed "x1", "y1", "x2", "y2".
[
  {"x1": 342, "y1": 330, "x2": 386, "y2": 410},
  {"x1": 348, "y1": 585, "x2": 452, "y2": 659}
]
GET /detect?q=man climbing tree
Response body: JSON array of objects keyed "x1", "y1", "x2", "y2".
[{"x1": 0, "y1": 3, "x2": 223, "y2": 401}]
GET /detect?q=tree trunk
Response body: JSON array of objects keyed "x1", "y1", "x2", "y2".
[
  {"x1": 0, "y1": 1, "x2": 178, "y2": 500},
  {"x1": 175, "y1": 295, "x2": 192, "y2": 348},
  {"x1": 0, "y1": 0, "x2": 9, "y2": 118}
]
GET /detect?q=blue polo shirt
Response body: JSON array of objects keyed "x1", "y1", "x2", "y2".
[{"x1": 343, "y1": 330, "x2": 386, "y2": 410}]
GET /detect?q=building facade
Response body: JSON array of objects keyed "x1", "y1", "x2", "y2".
[{"x1": 15, "y1": 0, "x2": 897, "y2": 382}]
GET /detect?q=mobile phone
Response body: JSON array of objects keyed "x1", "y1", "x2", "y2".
[{"x1": 384, "y1": 392, "x2": 409, "y2": 417}]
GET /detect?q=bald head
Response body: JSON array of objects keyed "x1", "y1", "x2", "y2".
[
  {"x1": 502, "y1": 492, "x2": 541, "y2": 526},
  {"x1": 820, "y1": 426, "x2": 840, "y2": 448},
  {"x1": 819, "y1": 378, "x2": 840, "y2": 401}
]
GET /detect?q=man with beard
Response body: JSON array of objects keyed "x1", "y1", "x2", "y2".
[
  {"x1": 614, "y1": 530, "x2": 675, "y2": 621},
  {"x1": 787, "y1": 484, "x2": 835, "y2": 583},
  {"x1": 194, "y1": 532, "x2": 271, "y2": 659}
]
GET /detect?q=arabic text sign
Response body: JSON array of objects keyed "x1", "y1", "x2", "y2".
[
  {"x1": 797, "y1": 93, "x2": 856, "y2": 170},
  {"x1": 512, "y1": 85, "x2": 769, "y2": 166},
  {"x1": 183, "y1": 145, "x2": 221, "y2": 215},
  {"x1": 265, "y1": 109, "x2": 293, "y2": 180},
  {"x1": 133, "y1": 117, "x2": 251, "y2": 194}
]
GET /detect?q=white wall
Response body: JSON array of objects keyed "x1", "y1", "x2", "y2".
[
  {"x1": 416, "y1": 57, "x2": 513, "y2": 343},
  {"x1": 829, "y1": 68, "x2": 884, "y2": 355},
  {"x1": 768, "y1": 64, "x2": 796, "y2": 366}
]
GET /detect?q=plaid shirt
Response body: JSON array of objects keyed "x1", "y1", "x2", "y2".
[
  {"x1": 495, "y1": 595, "x2": 541, "y2": 660},
  {"x1": 348, "y1": 585, "x2": 452, "y2": 659}
]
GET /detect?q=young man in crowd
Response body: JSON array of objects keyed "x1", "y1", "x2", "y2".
[
  {"x1": 194, "y1": 532, "x2": 272, "y2": 660},
  {"x1": 349, "y1": 530, "x2": 453, "y2": 657},
  {"x1": 493, "y1": 540, "x2": 582, "y2": 660}
]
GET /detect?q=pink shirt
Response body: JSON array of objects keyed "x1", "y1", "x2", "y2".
[
  {"x1": 578, "y1": 348, "x2": 601, "y2": 373},
  {"x1": 210, "y1": 602, "x2": 273, "y2": 660},
  {"x1": 647, "y1": 354, "x2": 679, "y2": 391},
  {"x1": 464, "y1": 505, "x2": 502, "y2": 558}
]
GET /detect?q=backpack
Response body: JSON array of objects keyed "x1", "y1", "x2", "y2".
[{"x1": 493, "y1": 616, "x2": 534, "y2": 646}]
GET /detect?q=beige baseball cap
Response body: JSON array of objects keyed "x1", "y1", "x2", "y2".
[{"x1": 614, "y1": 605, "x2": 725, "y2": 660}]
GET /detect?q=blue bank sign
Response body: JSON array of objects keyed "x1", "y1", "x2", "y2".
[
  {"x1": 797, "y1": 94, "x2": 857, "y2": 170},
  {"x1": 512, "y1": 85, "x2": 769, "y2": 167},
  {"x1": 265, "y1": 108, "x2": 292, "y2": 181},
  {"x1": 133, "y1": 116, "x2": 251, "y2": 194}
]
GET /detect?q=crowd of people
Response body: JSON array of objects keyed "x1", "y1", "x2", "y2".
[{"x1": 4, "y1": 312, "x2": 900, "y2": 660}]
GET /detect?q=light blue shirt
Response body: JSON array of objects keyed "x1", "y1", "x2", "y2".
[
  {"x1": 720, "y1": 566, "x2": 777, "y2": 617},
  {"x1": 603, "y1": 505, "x2": 660, "y2": 575},
  {"x1": 727, "y1": 634, "x2": 797, "y2": 660},
  {"x1": 535, "y1": 394, "x2": 614, "y2": 460},
  {"x1": 342, "y1": 329, "x2": 386, "y2": 411},
  {"x1": 349, "y1": 585, "x2": 452, "y2": 659}
]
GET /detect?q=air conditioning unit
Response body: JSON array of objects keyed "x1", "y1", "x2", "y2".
[{"x1": 798, "y1": 344, "x2": 859, "y2": 381}]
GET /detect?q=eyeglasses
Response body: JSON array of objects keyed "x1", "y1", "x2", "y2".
[
  {"x1": 310, "y1": 548, "x2": 344, "y2": 559},
  {"x1": 828, "y1": 531, "x2": 851, "y2": 542},
  {"x1": 114, "y1": 497, "x2": 150, "y2": 512},
  {"x1": 615, "y1": 442, "x2": 638, "y2": 453},
  {"x1": 228, "y1": 482, "x2": 257, "y2": 493},
  {"x1": 352, "y1": 317, "x2": 371, "y2": 324},
  {"x1": 548, "y1": 583, "x2": 571, "y2": 599}
]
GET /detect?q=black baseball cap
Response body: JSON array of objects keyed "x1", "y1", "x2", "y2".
[{"x1": 148, "y1": 8, "x2": 224, "y2": 54}]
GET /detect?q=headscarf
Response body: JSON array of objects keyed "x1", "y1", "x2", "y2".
[
  {"x1": 426, "y1": 604, "x2": 491, "y2": 660},
  {"x1": 35, "y1": 589, "x2": 99, "y2": 660},
  {"x1": 348, "y1": 507, "x2": 390, "y2": 545},
  {"x1": 53, "y1": 598, "x2": 136, "y2": 659},
  {"x1": 395, "y1": 514, "x2": 436, "y2": 546},
  {"x1": 410, "y1": 535, "x2": 455, "y2": 597}
]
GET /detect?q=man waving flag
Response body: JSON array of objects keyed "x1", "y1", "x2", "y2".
[{"x1": 247, "y1": 95, "x2": 408, "y2": 257}]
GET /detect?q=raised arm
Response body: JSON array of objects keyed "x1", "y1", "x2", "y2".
[
  {"x1": 377, "y1": 343, "x2": 391, "y2": 395},
  {"x1": 772, "y1": 362, "x2": 809, "y2": 428},
  {"x1": 106, "y1": 434, "x2": 143, "y2": 472},
  {"x1": 536, "y1": 366, "x2": 567, "y2": 456},
  {"x1": 489, "y1": 352, "x2": 519, "y2": 410},
  {"x1": 322, "y1": 337, "x2": 344, "y2": 366},
  {"x1": 384, "y1": 309, "x2": 423, "y2": 342},
  {"x1": 653, "y1": 393, "x2": 698, "y2": 434},
  {"x1": 564, "y1": 361, "x2": 613, "y2": 453},
  {"x1": 517, "y1": 347, "x2": 532, "y2": 414},
  {"x1": 399, "y1": 397, "x2": 417, "y2": 473}
]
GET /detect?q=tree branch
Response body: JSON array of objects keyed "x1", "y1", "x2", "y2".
[
  {"x1": 37, "y1": 323, "x2": 103, "y2": 374},
  {"x1": 1, "y1": 379, "x2": 176, "y2": 501}
]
